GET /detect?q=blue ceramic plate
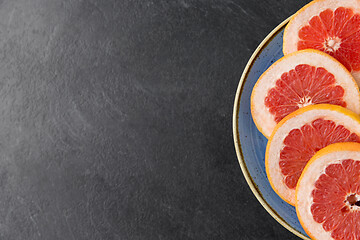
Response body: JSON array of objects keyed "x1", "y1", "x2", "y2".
[{"x1": 232, "y1": 18, "x2": 310, "y2": 240}]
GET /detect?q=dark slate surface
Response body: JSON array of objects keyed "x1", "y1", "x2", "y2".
[{"x1": 0, "y1": 0, "x2": 312, "y2": 239}]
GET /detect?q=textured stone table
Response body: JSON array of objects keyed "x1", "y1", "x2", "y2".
[{"x1": 0, "y1": 0, "x2": 312, "y2": 239}]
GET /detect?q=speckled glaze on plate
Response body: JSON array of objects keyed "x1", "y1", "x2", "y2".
[{"x1": 232, "y1": 17, "x2": 310, "y2": 240}]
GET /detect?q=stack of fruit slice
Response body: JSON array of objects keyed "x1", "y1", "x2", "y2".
[
  {"x1": 250, "y1": 0, "x2": 360, "y2": 239},
  {"x1": 266, "y1": 104, "x2": 360, "y2": 206}
]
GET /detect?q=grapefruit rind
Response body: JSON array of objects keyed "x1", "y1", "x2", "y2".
[
  {"x1": 296, "y1": 142, "x2": 360, "y2": 240},
  {"x1": 251, "y1": 49, "x2": 360, "y2": 139},
  {"x1": 266, "y1": 104, "x2": 360, "y2": 206}
]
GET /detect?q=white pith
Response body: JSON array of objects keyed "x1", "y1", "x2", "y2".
[
  {"x1": 267, "y1": 108, "x2": 360, "y2": 206},
  {"x1": 298, "y1": 96, "x2": 312, "y2": 108},
  {"x1": 344, "y1": 193, "x2": 360, "y2": 210},
  {"x1": 324, "y1": 37, "x2": 341, "y2": 52},
  {"x1": 283, "y1": 0, "x2": 360, "y2": 85},
  {"x1": 251, "y1": 50, "x2": 360, "y2": 138},
  {"x1": 296, "y1": 150, "x2": 360, "y2": 240}
]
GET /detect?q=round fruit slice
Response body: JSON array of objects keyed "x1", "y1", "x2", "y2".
[
  {"x1": 296, "y1": 142, "x2": 360, "y2": 240},
  {"x1": 266, "y1": 104, "x2": 360, "y2": 206},
  {"x1": 283, "y1": 0, "x2": 360, "y2": 85},
  {"x1": 251, "y1": 49, "x2": 360, "y2": 138}
]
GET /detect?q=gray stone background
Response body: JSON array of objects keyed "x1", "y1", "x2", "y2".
[{"x1": 0, "y1": 0, "x2": 312, "y2": 239}]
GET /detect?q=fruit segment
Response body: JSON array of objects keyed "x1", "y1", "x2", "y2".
[
  {"x1": 296, "y1": 143, "x2": 360, "y2": 240},
  {"x1": 250, "y1": 49, "x2": 360, "y2": 138},
  {"x1": 298, "y1": 7, "x2": 360, "y2": 73},
  {"x1": 283, "y1": 0, "x2": 360, "y2": 84},
  {"x1": 265, "y1": 65, "x2": 346, "y2": 123}
]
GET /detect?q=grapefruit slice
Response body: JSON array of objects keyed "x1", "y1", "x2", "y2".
[
  {"x1": 266, "y1": 104, "x2": 360, "y2": 206},
  {"x1": 283, "y1": 0, "x2": 360, "y2": 85},
  {"x1": 251, "y1": 49, "x2": 360, "y2": 138},
  {"x1": 296, "y1": 142, "x2": 360, "y2": 240}
]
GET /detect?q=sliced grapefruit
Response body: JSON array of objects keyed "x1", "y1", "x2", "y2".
[
  {"x1": 251, "y1": 49, "x2": 360, "y2": 138},
  {"x1": 283, "y1": 0, "x2": 360, "y2": 85},
  {"x1": 266, "y1": 104, "x2": 360, "y2": 206},
  {"x1": 296, "y1": 142, "x2": 360, "y2": 240}
]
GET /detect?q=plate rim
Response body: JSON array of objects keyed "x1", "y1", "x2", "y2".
[{"x1": 232, "y1": 16, "x2": 310, "y2": 240}]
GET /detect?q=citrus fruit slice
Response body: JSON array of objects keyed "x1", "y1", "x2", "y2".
[
  {"x1": 283, "y1": 0, "x2": 360, "y2": 85},
  {"x1": 266, "y1": 104, "x2": 360, "y2": 206},
  {"x1": 296, "y1": 142, "x2": 360, "y2": 240},
  {"x1": 251, "y1": 49, "x2": 360, "y2": 138}
]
